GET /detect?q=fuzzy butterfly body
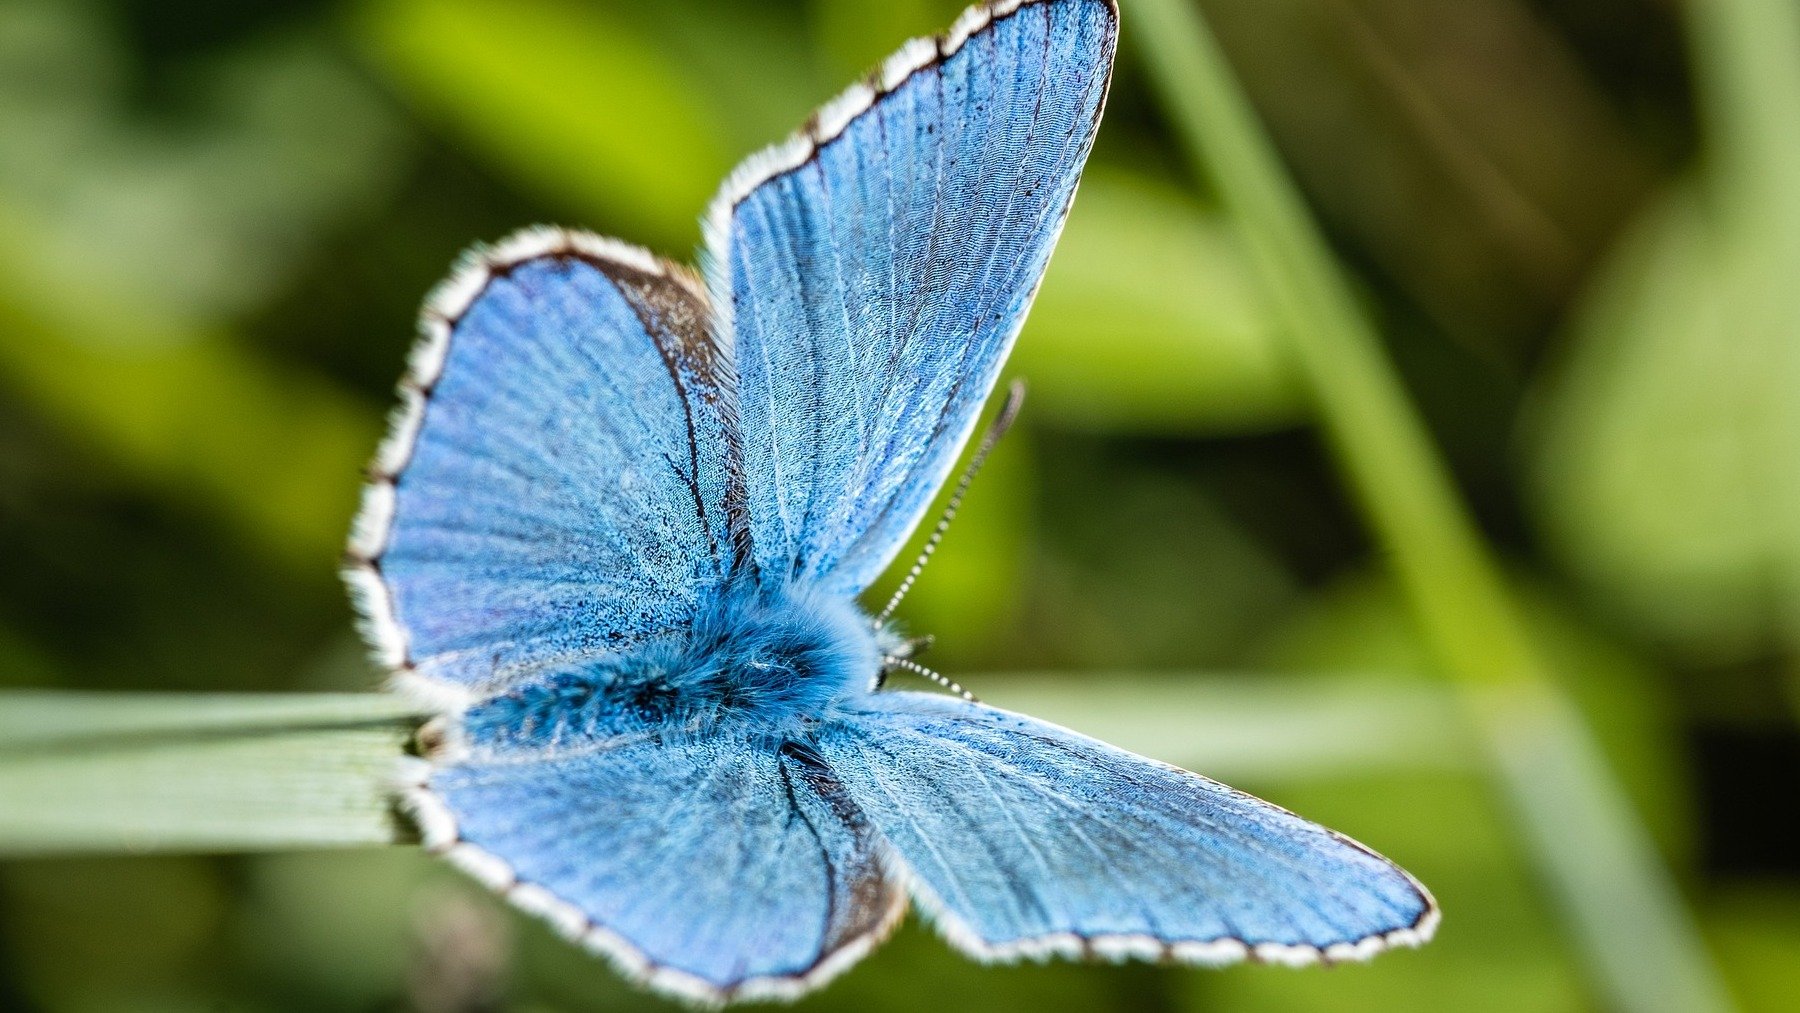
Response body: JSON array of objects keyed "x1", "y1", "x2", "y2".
[{"x1": 345, "y1": 0, "x2": 1437, "y2": 1003}]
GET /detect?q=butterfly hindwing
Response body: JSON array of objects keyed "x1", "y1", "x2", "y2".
[
  {"x1": 348, "y1": 231, "x2": 746, "y2": 697},
  {"x1": 706, "y1": 0, "x2": 1118, "y2": 594},
  {"x1": 814, "y1": 692, "x2": 1438, "y2": 963},
  {"x1": 407, "y1": 733, "x2": 905, "y2": 1000}
]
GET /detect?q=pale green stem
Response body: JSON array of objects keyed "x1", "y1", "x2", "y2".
[
  {"x1": 0, "y1": 676, "x2": 1452, "y2": 857},
  {"x1": 0, "y1": 693, "x2": 423, "y2": 855},
  {"x1": 1131, "y1": 1, "x2": 1734, "y2": 1010}
]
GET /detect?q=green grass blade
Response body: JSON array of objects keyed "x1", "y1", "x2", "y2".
[
  {"x1": 0, "y1": 677, "x2": 1448, "y2": 858},
  {"x1": 0, "y1": 692, "x2": 423, "y2": 749},
  {"x1": 0, "y1": 694, "x2": 423, "y2": 856},
  {"x1": 1130, "y1": 2, "x2": 1733, "y2": 1010}
]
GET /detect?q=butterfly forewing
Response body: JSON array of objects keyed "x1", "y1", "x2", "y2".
[
  {"x1": 350, "y1": 235, "x2": 744, "y2": 696},
  {"x1": 705, "y1": 0, "x2": 1117, "y2": 595}
]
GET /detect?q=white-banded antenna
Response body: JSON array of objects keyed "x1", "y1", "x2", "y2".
[
  {"x1": 874, "y1": 379, "x2": 1027, "y2": 625},
  {"x1": 883, "y1": 656, "x2": 978, "y2": 703}
]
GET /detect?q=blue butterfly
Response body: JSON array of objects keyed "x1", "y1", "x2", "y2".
[{"x1": 345, "y1": 0, "x2": 1436, "y2": 1003}]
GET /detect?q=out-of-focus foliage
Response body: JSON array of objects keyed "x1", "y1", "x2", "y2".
[
  {"x1": 1529, "y1": 191, "x2": 1789, "y2": 665},
  {"x1": 1200, "y1": 0, "x2": 1658, "y2": 357},
  {"x1": 1, "y1": 0, "x2": 1797, "y2": 1010},
  {"x1": 1015, "y1": 168, "x2": 1300, "y2": 434},
  {"x1": 1528, "y1": 0, "x2": 1800, "y2": 675},
  {"x1": 359, "y1": 0, "x2": 733, "y2": 249},
  {"x1": 1259, "y1": 568, "x2": 1693, "y2": 853},
  {"x1": 1135, "y1": 1, "x2": 1729, "y2": 1005},
  {"x1": 0, "y1": 3, "x2": 390, "y2": 565}
]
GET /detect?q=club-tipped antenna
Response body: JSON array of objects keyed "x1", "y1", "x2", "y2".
[
  {"x1": 883, "y1": 656, "x2": 978, "y2": 702},
  {"x1": 874, "y1": 379, "x2": 1027, "y2": 626}
]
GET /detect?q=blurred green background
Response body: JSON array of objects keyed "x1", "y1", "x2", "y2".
[{"x1": 2, "y1": 0, "x2": 1798, "y2": 1010}]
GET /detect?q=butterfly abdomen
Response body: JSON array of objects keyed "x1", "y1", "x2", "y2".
[{"x1": 459, "y1": 581, "x2": 881, "y2": 749}]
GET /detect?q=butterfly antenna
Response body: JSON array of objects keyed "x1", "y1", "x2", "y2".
[
  {"x1": 874, "y1": 379, "x2": 1027, "y2": 626},
  {"x1": 884, "y1": 656, "x2": 979, "y2": 703}
]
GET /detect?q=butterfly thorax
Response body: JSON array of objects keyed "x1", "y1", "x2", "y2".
[{"x1": 460, "y1": 582, "x2": 881, "y2": 749}]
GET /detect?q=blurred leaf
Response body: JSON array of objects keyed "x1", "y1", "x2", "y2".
[
  {"x1": 240, "y1": 850, "x2": 436, "y2": 1009},
  {"x1": 0, "y1": 624, "x2": 59, "y2": 689},
  {"x1": 0, "y1": 693, "x2": 421, "y2": 855},
  {"x1": 1705, "y1": 887, "x2": 1800, "y2": 1013},
  {"x1": 1015, "y1": 169, "x2": 1301, "y2": 434},
  {"x1": 357, "y1": 0, "x2": 732, "y2": 251},
  {"x1": 1133, "y1": 1, "x2": 1733, "y2": 1008},
  {"x1": 1, "y1": 856, "x2": 235, "y2": 1010},
  {"x1": 0, "y1": 3, "x2": 408, "y2": 330},
  {"x1": 618, "y1": 0, "x2": 820, "y2": 151},
  {"x1": 1527, "y1": 0, "x2": 1800, "y2": 668},
  {"x1": 1194, "y1": 0, "x2": 1656, "y2": 355},
  {"x1": 1259, "y1": 568, "x2": 1695, "y2": 859},
  {"x1": 1027, "y1": 463, "x2": 1299, "y2": 669},
  {"x1": 0, "y1": 3, "x2": 397, "y2": 568},
  {"x1": 0, "y1": 260, "x2": 379, "y2": 568},
  {"x1": 1528, "y1": 192, "x2": 1784, "y2": 660}
]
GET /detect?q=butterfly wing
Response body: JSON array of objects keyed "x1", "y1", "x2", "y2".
[
  {"x1": 404, "y1": 733, "x2": 905, "y2": 1002},
  {"x1": 347, "y1": 230, "x2": 747, "y2": 699},
  {"x1": 812, "y1": 691, "x2": 1438, "y2": 964},
  {"x1": 705, "y1": 0, "x2": 1118, "y2": 594}
]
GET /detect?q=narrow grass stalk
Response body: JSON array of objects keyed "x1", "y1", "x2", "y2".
[
  {"x1": 0, "y1": 693, "x2": 424, "y2": 855},
  {"x1": 0, "y1": 676, "x2": 1450, "y2": 857},
  {"x1": 1130, "y1": 2, "x2": 1734, "y2": 1010}
]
